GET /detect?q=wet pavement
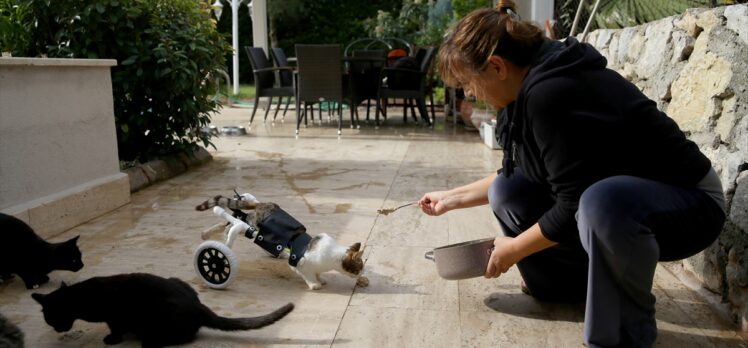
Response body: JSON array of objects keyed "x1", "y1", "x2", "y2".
[{"x1": 1, "y1": 106, "x2": 746, "y2": 347}]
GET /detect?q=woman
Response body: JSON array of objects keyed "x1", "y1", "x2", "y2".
[{"x1": 418, "y1": 2, "x2": 726, "y2": 347}]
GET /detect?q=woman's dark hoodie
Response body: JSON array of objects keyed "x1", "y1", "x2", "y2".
[{"x1": 499, "y1": 37, "x2": 711, "y2": 244}]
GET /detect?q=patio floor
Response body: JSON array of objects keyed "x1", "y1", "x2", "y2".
[{"x1": 2, "y1": 106, "x2": 746, "y2": 347}]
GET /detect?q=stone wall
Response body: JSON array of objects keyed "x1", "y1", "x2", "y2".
[{"x1": 585, "y1": 5, "x2": 748, "y2": 330}]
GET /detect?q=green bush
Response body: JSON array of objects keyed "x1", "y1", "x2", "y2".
[
  {"x1": 0, "y1": 0, "x2": 30, "y2": 55},
  {"x1": 24, "y1": 0, "x2": 231, "y2": 162}
]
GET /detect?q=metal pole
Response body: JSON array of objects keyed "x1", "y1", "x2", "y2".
[
  {"x1": 569, "y1": 0, "x2": 585, "y2": 37},
  {"x1": 581, "y1": 0, "x2": 601, "y2": 42},
  {"x1": 231, "y1": 0, "x2": 241, "y2": 95}
]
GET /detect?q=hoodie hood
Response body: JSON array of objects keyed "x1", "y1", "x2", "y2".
[
  {"x1": 499, "y1": 37, "x2": 608, "y2": 177},
  {"x1": 523, "y1": 37, "x2": 608, "y2": 93}
]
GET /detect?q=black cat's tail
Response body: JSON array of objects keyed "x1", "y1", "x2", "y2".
[{"x1": 203, "y1": 303, "x2": 294, "y2": 331}]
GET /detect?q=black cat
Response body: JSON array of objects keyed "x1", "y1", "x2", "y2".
[
  {"x1": 0, "y1": 312, "x2": 24, "y2": 348},
  {"x1": 0, "y1": 213, "x2": 83, "y2": 289},
  {"x1": 31, "y1": 273, "x2": 294, "y2": 348}
]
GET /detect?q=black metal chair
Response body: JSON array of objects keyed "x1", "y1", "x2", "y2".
[
  {"x1": 244, "y1": 47, "x2": 294, "y2": 126},
  {"x1": 346, "y1": 50, "x2": 386, "y2": 124},
  {"x1": 375, "y1": 46, "x2": 435, "y2": 126},
  {"x1": 270, "y1": 47, "x2": 294, "y2": 120},
  {"x1": 294, "y1": 44, "x2": 354, "y2": 135}
]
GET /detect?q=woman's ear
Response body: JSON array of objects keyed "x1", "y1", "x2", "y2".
[{"x1": 487, "y1": 55, "x2": 508, "y2": 80}]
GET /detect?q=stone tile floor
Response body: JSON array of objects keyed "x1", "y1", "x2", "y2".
[{"x1": 1, "y1": 106, "x2": 746, "y2": 347}]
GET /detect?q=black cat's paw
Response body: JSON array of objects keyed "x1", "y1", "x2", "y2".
[{"x1": 103, "y1": 333, "x2": 123, "y2": 345}]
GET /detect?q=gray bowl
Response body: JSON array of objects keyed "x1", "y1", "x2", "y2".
[
  {"x1": 220, "y1": 126, "x2": 247, "y2": 136},
  {"x1": 425, "y1": 237, "x2": 495, "y2": 280}
]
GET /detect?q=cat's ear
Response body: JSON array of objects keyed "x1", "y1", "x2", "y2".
[
  {"x1": 60, "y1": 281, "x2": 68, "y2": 288},
  {"x1": 66, "y1": 235, "x2": 80, "y2": 245},
  {"x1": 31, "y1": 293, "x2": 46, "y2": 304},
  {"x1": 348, "y1": 242, "x2": 361, "y2": 252}
]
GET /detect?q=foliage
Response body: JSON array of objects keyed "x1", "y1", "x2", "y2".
[
  {"x1": 273, "y1": 0, "x2": 402, "y2": 56},
  {"x1": 554, "y1": 0, "x2": 745, "y2": 38},
  {"x1": 24, "y1": 0, "x2": 231, "y2": 162},
  {"x1": 416, "y1": 0, "x2": 453, "y2": 47},
  {"x1": 451, "y1": 0, "x2": 492, "y2": 19},
  {"x1": 0, "y1": 0, "x2": 30, "y2": 55},
  {"x1": 363, "y1": 0, "x2": 458, "y2": 47}
]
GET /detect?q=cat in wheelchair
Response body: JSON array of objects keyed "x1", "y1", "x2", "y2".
[{"x1": 194, "y1": 193, "x2": 368, "y2": 290}]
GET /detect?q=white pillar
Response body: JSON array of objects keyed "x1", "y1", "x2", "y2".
[
  {"x1": 251, "y1": 0, "x2": 268, "y2": 55},
  {"x1": 231, "y1": 0, "x2": 240, "y2": 95}
]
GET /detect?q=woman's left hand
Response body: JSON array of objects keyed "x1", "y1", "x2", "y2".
[{"x1": 485, "y1": 236, "x2": 522, "y2": 278}]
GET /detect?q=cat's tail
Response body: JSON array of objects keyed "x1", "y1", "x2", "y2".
[
  {"x1": 195, "y1": 195, "x2": 258, "y2": 211},
  {"x1": 203, "y1": 303, "x2": 294, "y2": 331}
]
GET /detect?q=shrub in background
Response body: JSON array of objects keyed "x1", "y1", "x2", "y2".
[
  {"x1": 0, "y1": 0, "x2": 30, "y2": 55},
  {"x1": 24, "y1": 0, "x2": 231, "y2": 162}
]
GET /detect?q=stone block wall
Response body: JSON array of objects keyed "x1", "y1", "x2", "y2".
[{"x1": 585, "y1": 4, "x2": 748, "y2": 330}]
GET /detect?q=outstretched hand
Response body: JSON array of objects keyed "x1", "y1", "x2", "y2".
[{"x1": 418, "y1": 191, "x2": 451, "y2": 216}]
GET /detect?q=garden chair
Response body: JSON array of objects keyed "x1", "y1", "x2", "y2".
[
  {"x1": 346, "y1": 49, "x2": 386, "y2": 124},
  {"x1": 270, "y1": 47, "x2": 295, "y2": 120},
  {"x1": 244, "y1": 47, "x2": 294, "y2": 126},
  {"x1": 294, "y1": 44, "x2": 354, "y2": 135},
  {"x1": 375, "y1": 46, "x2": 435, "y2": 127}
]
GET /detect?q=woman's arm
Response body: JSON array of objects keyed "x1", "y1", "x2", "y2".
[
  {"x1": 418, "y1": 173, "x2": 497, "y2": 216},
  {"x1": 485, "y1": 223, "x2": 556, "y2": 278}
]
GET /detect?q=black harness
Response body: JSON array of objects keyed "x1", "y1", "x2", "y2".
[{"x1": 240, "y1": 207, "x2": 311, "y2": 267}]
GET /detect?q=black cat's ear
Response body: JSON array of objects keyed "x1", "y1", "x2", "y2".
[
  {"x1": 69, "y1": 235, "x2": 80, "y2": 244},
  {"x1": 60, "y1": 281, "x2": 68, "y2": 288},
  {"x1": 348, "y1": 242, "x2": 361, "y2": 252},
  {"x1": 31, "y1": 293, "x2": 45, "y2": 304}
]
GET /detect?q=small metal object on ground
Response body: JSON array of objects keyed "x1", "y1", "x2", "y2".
[{"x1": 220, "y1": 126, "x2": 247, "y2": 136}]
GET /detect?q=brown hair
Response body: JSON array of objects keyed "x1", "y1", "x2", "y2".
[{"x1": 438, "y1": 0, "x2": 545, "y2": 87}]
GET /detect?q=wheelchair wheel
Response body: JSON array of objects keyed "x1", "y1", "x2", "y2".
[{"x1": 194, "y1": 240, "x2": 238, "y2": 289}]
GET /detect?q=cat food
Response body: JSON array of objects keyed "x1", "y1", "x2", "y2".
[
  {"x1": 377, "y1": 201, "x2": 416, "y2": 216},
  {"x1": 356, "y1": 276, "x2": 370, "y2": 287}
]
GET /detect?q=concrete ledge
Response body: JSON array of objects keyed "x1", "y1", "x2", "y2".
[
  {"x1": 125, "y1": 147, "x2": 213, "y2": 193},
  {"x1": 2, "y1": 173, "x2": 130, "y2": 239}
]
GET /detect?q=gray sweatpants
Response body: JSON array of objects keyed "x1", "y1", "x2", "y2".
[{"x1": 488, "y1": 170, "x2": 724, "y2": 347}]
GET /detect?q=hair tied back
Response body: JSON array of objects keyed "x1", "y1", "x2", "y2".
[{"x1": 506, "y1": 8, "x2": 521, "y2": 20}]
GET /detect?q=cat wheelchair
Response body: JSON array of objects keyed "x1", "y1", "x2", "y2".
[{"x1": 193, "y1": 193, "x2": 311, "y2": 290}]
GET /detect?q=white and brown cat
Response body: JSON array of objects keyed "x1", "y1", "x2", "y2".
[{"x1": 195, "y1": 194, "x2": 368, "y2": 290}]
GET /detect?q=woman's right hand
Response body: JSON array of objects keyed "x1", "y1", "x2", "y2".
[{"x1": 418, "y1": 191, "x2": 452, "y2": 216}]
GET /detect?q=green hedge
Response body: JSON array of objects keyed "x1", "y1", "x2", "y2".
[{"x1": 21, "y1": 0, "x2": 231, "y2": 162}]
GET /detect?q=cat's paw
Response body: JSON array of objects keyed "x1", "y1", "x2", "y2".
[
  {"x1": 317, "y1": 276, "x2": 327, "y2": 285},
  {"x1": 307, "y1": 283, "x2": 323, "y2": 290},
  {"x1": 103, "y1": 333, "x2": 123, "y2": 345}
]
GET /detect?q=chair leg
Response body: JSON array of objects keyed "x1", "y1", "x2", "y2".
[
  {"x1": 409, "y1": 99, "x2": 418, "y2": 123},
  {"x1": 403, "y1": 99, "x2": 408, "y2": 123},
  {"x1": 416, "y1": 98, "x2": 431, "y2": 126},
  {"x1": 295, "y1": 98, "x2": 302, "y2": 134},
  {"x1": 338, "y1": 101, "x2": 343, "y2": 135},
  {"x1": 349, "y1": 102, "x2": 357, "y2": 129},
  {"x1": 305, "y1": 103, "x2": 310, "y2": 126},
  {"x1": 273, "y1": 96, "x2": 282, "y2": 121},
  {"x1": 282, "y1": 96, "x2": 291, "y2": 118},
  {"x1": 375, "y1": 96, "x2": 382, "y2": 126},
  {"x1": 264, "y1": 96, "x2": 273, "y2": 121},
  {"x1": 429, "y1": 92, "x2": 436, "y2": 124},
  {"x1": 250, "y1": 95, "x2": 260, "y2": 126},
  {"x1": 365, "y1": 99, "x2": 371, "y2": 122}
]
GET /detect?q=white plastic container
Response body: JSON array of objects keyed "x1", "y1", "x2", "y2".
[{"x1": 481, "y1": 121, "x2": 500, "y2": 149}]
